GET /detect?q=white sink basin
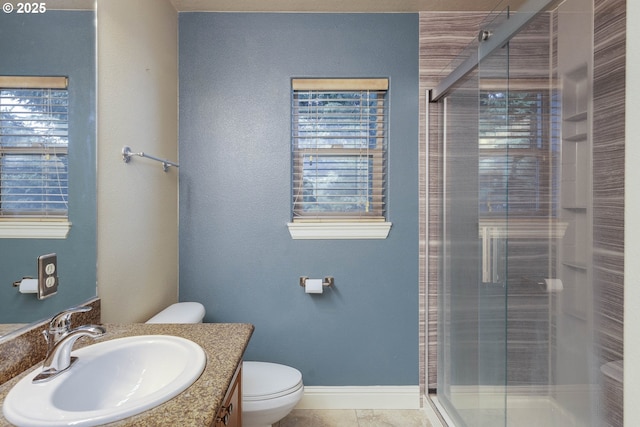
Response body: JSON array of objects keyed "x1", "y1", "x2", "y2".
[{"x1": 3, "y1": 335, "x2": 206, "y2": 427}]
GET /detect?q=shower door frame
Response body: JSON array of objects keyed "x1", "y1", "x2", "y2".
[{"x1": 429, "y1": 0, "x2": 559, "y2": 103}]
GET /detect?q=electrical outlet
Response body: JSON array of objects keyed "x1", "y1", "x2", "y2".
[{"x1": 37, "y1": 253, "x2": 58, "y2": 300}]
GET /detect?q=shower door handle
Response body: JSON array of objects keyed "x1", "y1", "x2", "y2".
[{"x1": 481, "y1": 226, "x2": 505, "y2": 285}]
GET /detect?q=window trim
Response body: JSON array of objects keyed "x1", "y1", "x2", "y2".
[
  {"x1": 287, "y1": 221, "x2": 392, "y2": 240},
  {"x1": 288, "y1": 78, "x2": 392, "y2": 239},
  {"x1": 292, "y1": 78, "x2": 389, "y2": 91},
  {"x1": 0, "y1": 76, "x2": 68, "y2": 89},
  {"x1": 0, "y1": 219, "x2": 71, "y2": 239},
  {"x1": 0, "y1": 75, "x2": 71, "y2": 239}
]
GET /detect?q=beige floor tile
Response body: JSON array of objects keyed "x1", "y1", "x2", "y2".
[
  {"x1": 278, "y1": 409, "x2": 360, "y2": 427},
  {"x1": 356, "y1": 409, "x2": 433, "y2": 427},
  {"x1": 275, "y1": 409, "x2": 433, "y2": 427}
]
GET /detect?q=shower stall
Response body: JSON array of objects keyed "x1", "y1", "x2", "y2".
[{"x1": 424, "y1": 0, "x2": 623, "y2": 425}]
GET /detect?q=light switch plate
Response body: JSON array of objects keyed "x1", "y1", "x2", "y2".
[{"x1": 37, "y1": 253, "x2": 58, "y2": 300}]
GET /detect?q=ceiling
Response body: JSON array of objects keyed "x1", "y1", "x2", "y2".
[
  {"x1": 49, "y1": 0, "x2": 527, "y2": 12},
  {"x1": 168, "y1": 0, "x2": 524, "y2": 12}
]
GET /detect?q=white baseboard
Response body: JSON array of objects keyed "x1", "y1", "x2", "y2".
[{"x1": 295, "y1": 386, "x2": 421, "y2": 410}]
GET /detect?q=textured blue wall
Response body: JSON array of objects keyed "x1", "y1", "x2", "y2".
[
  {"x1": 179, "y1": 13, "x2": 419, "y2": 386},
  {"x1": 0, "y1": 11, "x2": 96, "y2": 323}
]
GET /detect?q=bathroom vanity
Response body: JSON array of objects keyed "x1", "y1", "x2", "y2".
[
  {"x1": 215, "y1": 362, "x2": 242, "y2": 427},
  {"x1": 0, "y1": 322, "x2": 254, "y2": 426}
]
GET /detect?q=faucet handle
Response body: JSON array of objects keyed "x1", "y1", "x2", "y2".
[{"x1": 48, "y1": 306, "x2": 92, "y2": 333}]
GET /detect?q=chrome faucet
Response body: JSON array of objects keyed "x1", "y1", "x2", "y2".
[{"x1": 33, "y1": 306, "x2": 106, "y2": 383}]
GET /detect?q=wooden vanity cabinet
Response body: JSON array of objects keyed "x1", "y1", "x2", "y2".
[{"x1": 213, "y1": 363, "x2": 242, "y2": 427}]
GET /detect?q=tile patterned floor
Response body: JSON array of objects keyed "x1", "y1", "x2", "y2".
[{"x1": 275, "y1": 409, "x2": 434, "y2": 427}]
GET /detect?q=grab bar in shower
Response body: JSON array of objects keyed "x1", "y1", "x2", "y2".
[{"x1": 122, "y1": 146, "x2": 179, "y2": 172}]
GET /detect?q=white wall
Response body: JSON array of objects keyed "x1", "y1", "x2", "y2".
[
  {"x1": 626, "y1": 3, "x2": 639, "y2": 425},
  {"x1": 97, "y1": 0, "x2": 179, "y2": 322}
]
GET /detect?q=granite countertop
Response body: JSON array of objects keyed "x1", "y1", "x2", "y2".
[
  {"x1": 0, "y1": 323, "x2": 254, "y2": 427},
  {"x1": 0, "y1": 326, "x2": 27, "y2": 340}
]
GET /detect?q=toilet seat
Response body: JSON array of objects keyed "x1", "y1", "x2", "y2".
[{"x1": 243, "y1": 361, "x2": 303, "y2": 401}]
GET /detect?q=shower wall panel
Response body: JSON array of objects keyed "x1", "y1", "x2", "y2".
[
  {"x1": 593, "y1": 0, "x2": 625, "y2": 425},
  {"x1": 593, "y1": 0, "x2": 625, "y2": 367}
]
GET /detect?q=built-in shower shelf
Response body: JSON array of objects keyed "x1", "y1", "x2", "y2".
[
  {"x1": 562, "y1": 261, "x2": 588, "y2": 271},
  {"x1": 563, "y1": 133, "x2": 588, "y2": 142},
  {"x1": 564, "y1": 111, "x2": 588, "y2": 122},
  {"x1": 558, "y1": 64, "x2": 592, "y2": 321}
]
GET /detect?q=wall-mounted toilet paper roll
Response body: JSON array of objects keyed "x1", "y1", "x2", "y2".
[
  {"x1": 544, "y1": 278, "x2": 563, "y2": 292},
  {"x1": 19, "y1": 278, "x2": 38, "y2": 294},
  {"x1": 305, "y1": 278, "x2": 323, "y2": 294}
]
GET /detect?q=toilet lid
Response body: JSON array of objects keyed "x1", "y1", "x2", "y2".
[
  {"x1": 242, "y1": 361, "x2": 303, "y2": 401},
  {"x1": 146, "y1": 302, "x2": 205, "y2": 324}
]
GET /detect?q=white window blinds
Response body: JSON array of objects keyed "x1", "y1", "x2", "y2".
[
  {"x1": 0, "y1": 76, "x2": 69, "y2": 217},
  {"x1": 479, "y1": 88, "x2": 552, "y2": 216},
  {"x1": 291, "y1": 78, "x2": 388, "y2": 222}
]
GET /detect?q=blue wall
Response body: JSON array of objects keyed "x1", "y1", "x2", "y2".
[
  {"x1": 0, "y1": 11, "x2": 96, "y2": 323},
  {"x1": 179, "y1": 13, "x2": 419, "y2": 386}
]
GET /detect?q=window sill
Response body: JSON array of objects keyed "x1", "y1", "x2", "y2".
[
  {"x1": 287, "y1": 221, "x2": 392, "y2": 240},
  {"x1": 0, "y1": 220, "x2": 71, "y2": 239}
]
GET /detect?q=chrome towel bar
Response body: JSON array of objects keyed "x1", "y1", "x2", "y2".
[{"x1": 122, "y1": 146, "x2": 179, "y2": 172}]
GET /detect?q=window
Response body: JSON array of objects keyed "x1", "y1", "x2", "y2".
[
  {"x1": 288, "y1": 78, "x2": 391, "y2": 239},
  {"x1": 477, "y1": 86, "x2": 560, "y2": 282},
  {"x1": 0, "y1": 76, "x2": 71, "y2": 238},
  {"x1": 479, "y1": 88, "x2": 553, "y2": 216}
]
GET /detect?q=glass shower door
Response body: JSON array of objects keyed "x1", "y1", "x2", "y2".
[
  {"x1": 477, "y1": 18, "x2": 511, "y2": 425},
  {"x1": 438, "y1": 9, "x2": 510, "y2": 427}
]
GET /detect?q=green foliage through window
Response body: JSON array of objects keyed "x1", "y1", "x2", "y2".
[
  {"x1": 0, "y1": 87, "x2": 69, "y2": 217},
  {"x1": 479, "y1": 89, "x2": 554, "y2": 216}
]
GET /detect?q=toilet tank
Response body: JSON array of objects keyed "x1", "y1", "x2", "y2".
[{"x1": 146, "y1": 302, "x2": 206, "y2": 324}]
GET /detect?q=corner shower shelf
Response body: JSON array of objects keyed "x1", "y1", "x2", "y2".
[
  {"x1": 562, "y1": 261, "x2": 588, "y2": 271},
  {"x1": 563, "y1": 133, "x2": 588, "y2": 142},
  {"x1": 564, "y1": 111, "x2": 588, "y2": 122},
  {"x1": 558, "y1": 64, "x2": 591, "y2": 321}
]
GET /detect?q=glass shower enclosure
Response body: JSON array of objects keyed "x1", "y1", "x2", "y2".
[{"x1": 431, "y1": 0, "x2": 600, "y2": 425}]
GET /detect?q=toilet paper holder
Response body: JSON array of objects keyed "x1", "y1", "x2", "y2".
[{"x1": 299, "y1": 276, "x2": 334, "y2": 288}]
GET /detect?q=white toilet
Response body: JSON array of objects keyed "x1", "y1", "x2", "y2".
[
  {"x1": 242, "y1": 361, "x2": 304, "y2": 427},
  {"x1": 146, "y1": 301, "x2": 206, "y2": 323},
  {"x1": 147, "y1": 302, "x2": 304, "y2": 427}
]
